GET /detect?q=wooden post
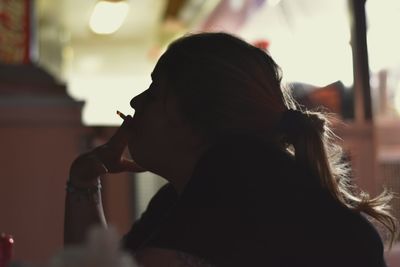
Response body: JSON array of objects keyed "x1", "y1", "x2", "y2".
[
  {"x1": 347, "y1": 0, "x2": 377, "y2": 195},
  {"x1": 349, "y1": 0, "x2": 372, "y2": 122}
]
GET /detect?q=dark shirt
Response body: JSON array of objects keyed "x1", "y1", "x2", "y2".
[{"x1": 123, "y1": 135, "x2": 387, "y2": 267}]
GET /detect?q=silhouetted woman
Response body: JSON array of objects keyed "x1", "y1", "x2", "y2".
[{"x1": 64, "y1": 32, "x2": 397, "y2": 267}]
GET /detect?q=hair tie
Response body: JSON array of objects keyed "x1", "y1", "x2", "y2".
[
  {"x1": 278, "y1": 109, "x2": 306, "y2": 139},
  {"x1": 277, "y1": 109, "x2": 325, "y2": 144}
]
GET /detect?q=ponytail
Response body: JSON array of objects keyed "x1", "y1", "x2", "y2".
[{"x1": 279, "y1": 108, "x2": 398, "y2": 247}]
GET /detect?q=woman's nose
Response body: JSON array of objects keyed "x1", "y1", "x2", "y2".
[
  {"x1": 130, "y1": 91, "x2": 145, "y2": 110},
  {"x1": 130, "y1": 96, "x2": 137, "y2": 110}
]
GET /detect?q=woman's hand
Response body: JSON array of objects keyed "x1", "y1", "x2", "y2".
[{"x1": 69, "y1": 116, "x2": 146, "y2": 187}]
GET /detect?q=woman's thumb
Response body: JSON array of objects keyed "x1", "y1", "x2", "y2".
[{"x1": 121, "y1": 158, "x2": 147, "y2": 173}]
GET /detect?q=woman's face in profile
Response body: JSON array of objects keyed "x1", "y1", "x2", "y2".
[{"x1": 127, "y1": 60, "x2": 186, "y2": 171}]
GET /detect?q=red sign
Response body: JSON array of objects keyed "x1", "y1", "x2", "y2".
[{"x1": 0, "y1": 0, "x2": 30, "y2": 64}]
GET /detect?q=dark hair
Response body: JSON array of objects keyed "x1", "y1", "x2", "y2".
[
  {"x1": 160, "y1": 32, "x2": 398, "y2": 245},
  {"x1": 158, "y1": 32, "x2": 286, "y2": 137}
]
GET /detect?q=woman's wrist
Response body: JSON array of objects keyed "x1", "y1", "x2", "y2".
[
  {"x1": 66, "y1": 180, "x2": 101, "y2": 192},
  {"x1": 66, "y1": 179, "x2": 102, "y2": 203},
  {"x1": 68, "y1": 175, "x2": 101, "y2": 188}
]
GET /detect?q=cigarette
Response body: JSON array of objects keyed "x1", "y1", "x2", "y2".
[{"x1": 116, "y1": 110, "x2": 127, "y2": 120}]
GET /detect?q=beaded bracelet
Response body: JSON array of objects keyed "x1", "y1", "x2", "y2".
[{"x1": 66, "y1": 180, "x2": 102, "y2": 202}]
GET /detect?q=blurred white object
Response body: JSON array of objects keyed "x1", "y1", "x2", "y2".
[
  {"x1": 49, "y1": 226, "x2": 138, "y2": 267},
  {"x1": 89, "y1": 1, "x2": 130, "y2": 34}
]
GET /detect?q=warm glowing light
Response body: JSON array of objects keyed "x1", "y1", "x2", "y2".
[
  {"x1": 366, "y1": 0, "x2": 400, "y2": 72},
  {"x1": 239, "y1": 0, "x2": 353, "y2": 87},
  {"x1": 89, "y1": 1, "x2": 129, "y2": 35},
  {"x1": 268, "y1": 0, "x2": 281, "y2": 7}
]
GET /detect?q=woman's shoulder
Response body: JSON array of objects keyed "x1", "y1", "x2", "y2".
[
  {"x1": 122, "y1": 183, "x2": 178, "y2": 251},
  {"x1": 183, "y1": 133, "x2": 322, "y2": 214}
]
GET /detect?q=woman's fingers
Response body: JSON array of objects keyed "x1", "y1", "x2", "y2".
[
  {"x1": 91, "y1": 116, "x2": 146, "y2": 174},
  {"x1": 92, "y1": 148, "x2": 146, "y2": 173},
  {"x1": 90, "y1": 116, "x2": 130, "y2": 172},
  {"x1": 71, "y1": 115, "x2": 141, "y2": 179},
  {"x1": 107, "y1": 115, "x2": 132, "y2": 152},
  {"x1": 69, "y1": 152, "x2": 109, "y2": 187},
  {"x1": 92, "y1": 145, "x2": 121, "y2": 173}
]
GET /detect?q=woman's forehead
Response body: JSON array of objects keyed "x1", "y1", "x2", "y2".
[
  {"x1": 152, "y1": 55, "x2": 167, "y2": 79},
  {"x1": 151, "y1": 53, "x2": 173, "y2": 82}
]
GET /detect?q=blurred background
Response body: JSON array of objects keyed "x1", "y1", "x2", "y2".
[{"x1": 0, "y1": 0, "x2": 400, "y2": 265}]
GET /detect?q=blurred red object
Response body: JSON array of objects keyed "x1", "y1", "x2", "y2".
[
  {"x1": 0, "y1": 233, "x2": 14, "y2": 267},
  {"x1": 253, "y1": 39, "x2": 270, "y2": 51}
]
